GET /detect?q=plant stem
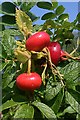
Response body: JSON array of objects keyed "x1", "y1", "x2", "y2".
[{"x1": 27, "y1": 58, "x2": 31, "y2": 74}]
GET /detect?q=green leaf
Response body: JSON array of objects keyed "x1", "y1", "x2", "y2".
[
  {"x1": 74, "y1": 77, "x2": 80, "y2": 86},
  {"x1": 76, "y1": 114, "x2": 80, "y2": 120},
  {"x1": 45, "y1": 82, "x2": 62, "y2": 101},
  {"x1": 2, "y1": 72, "x2": 16, "y2": 89},
  {"x1": 20, "y1": 2, "x2": 35, "y2": 12},
  {"x1": 0, "y1": 41, "x2": 7, "y2": 59},
  {"x1": 0, "y1": 15, "x2": 16, "y2": 26},
  {"x1": 62, "y1": 21, "x2": 72, "y2": 29},
  {"x1": 41, "y1": 12, "x2": 56, "y2": 20},
  {"x1": 27, "y1": 11, "x2": 40, "y2": 22},
  {"x1": 42, "y1": 20, "x2": 56, "y2": 30},
  {"x1": 65, "y1": 91, "x2": 80, "y2": 114},
  {"x1": 57, "y1": 106, "x2": 76, "y2": 117},
  {"x1": 0, "y1": 99, "x2": 25, "y2": 112},
  {"x1": 2, "y1": 29, "x2": 22, "y2": 36},
  {"x1": 63, "y1": 31, "x2": 74, "y2": 39},
  {"x1": 52, "y1": 2, "x2": 58, "y2": 10},
  {"x1": 77, "y1": 12, "x2": 80, "y2": 22},
  {"x1": 2, "y1": 90, "x2": 27, "y2": 105},
  {"x1": 20, "y1": 2, "x2": 39, "y2": 22},
  {"x1": 16, "y1": 9, "x2": 33, "y2": 36},
  {"x1": 61, "y1": 61, "x2": 80, "y2": 88},
  {"x1": 32, "y1": 24, "x2": 43, "y2": 33},
  {"x1": 68, "y1": 89, "x2": 80, "y2": 104},
  {"x1": 51, "y1": 88, "x2": 64, "y2": 114},
  {"x1": 58, "y1": 13, "x2": 69, "y2": 20},
  {"x1": 0, "y1": 24, "x2": 5, "y2": 31},
  {"x1": 76, "y1": 23, "x2": 80, "y2": 30},
  {"x1": 2, "y1": 33, "x2": 16, "y2": 57},
  {"x1": 8, "y1": 80, "x2": 15, "y2": 88},
  {"x1": 2, "y1": 61, "x2": 16, "y2": 89},
  {"x1": 0, "y1": 2, "x2": 16, "y2": 16},
  {"x1": 63, "y1": 106, "x2": 76, "y2": 114},
  {"x1": 0, "y1": 61, "x2": 9, "y2": 71},
  {"x1": 37, "y1": 2, "x2": 52, "y2": 10},
  {"x1": 32, "y1": 101, "x2": 57, "y2": 119},
  {"x1": 55, "y1": 5, "x2": 65, "y2": 15},
  {"x1": 14, "y1": 104, "x2": 34, "y2": 118}
]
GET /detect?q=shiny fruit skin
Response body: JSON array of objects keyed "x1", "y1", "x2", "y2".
[
  {"x1": 16, "y1": 72, "x2": 42, "y2": 91},
  {"x1": 48, "y1": 42, "x2": 61, "y2": 65},
  {"x1": 26, "y1": 31, "x2": 50, "y2": 52}
]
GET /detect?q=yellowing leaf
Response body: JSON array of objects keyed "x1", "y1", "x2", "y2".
[
  {"x1": 16, "y1": 9, "x2": 33, "y2": 37},
  {"x1": 14, "y1": 49, "x2": 31, "y2": 63},
  {"x1": 31, "y1": 50, "x2": 47, "y2": 60}
]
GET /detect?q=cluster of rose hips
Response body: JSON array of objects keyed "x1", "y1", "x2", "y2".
[{"x1": 16, "y1": 31, "x2": 68, "y2": 91}]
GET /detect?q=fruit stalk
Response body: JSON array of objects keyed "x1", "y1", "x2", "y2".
[
  {"x1": 63, "y1": 51, "x2": 80, "y2": 60},
  {"x1": 27, "y1": 58, "x2": 32, "y2": 74}
]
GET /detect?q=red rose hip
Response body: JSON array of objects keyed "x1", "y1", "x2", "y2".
[
  {"x1": 47, "y1": 42, "x2": 61, "y2": 65},
  {"x1": 16, "y1": 72, "x2": 42, "y2": 91},
  {"x1": 26, "y1": 31, "x2": 50, "y2": 52}
]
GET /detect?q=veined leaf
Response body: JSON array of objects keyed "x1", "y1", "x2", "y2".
[
  {"x1": 0, "y1": 61, "x2": 9, "y2": 71},
  {"x1": 74, "y1": 77, "x2": 80, "y2": 86},
  {"x1": 0, "y1": 41, "x2": 7, "y2": 59},
  {"x1": 16, "y1": 9, "x2": 33, "y2": 36},
  {"x1": 0, "y1": 99, "x2": 25, "y2": 112},
  {"x1": 61, "y1": 61, "x2": 80, "y2": 88},
  {"x1": 68, "y1": 89, "x2": 80, "y2": 104},
  {"x1": 58, "y1": 106, "x2": 76, "y2": 117},
  {"x1": 63, "y1": 106, "x2": 76, "y2": 114},
  {"x1": 14, "y1": 104, "x2": 34, "y2": 118},
  {"x1": 51, "y1": 88, "x2": 64, "y2": 114},
  {"x1": 61, "y1": 61, "x2": 80, "y2": 78},
  {"x1": 2, "y1": 29, "x2": 22, "y2": 36},
  {"x1": 32, "y1": 101, "x2": 57, "y2": 119},
  {"x1": 2, "y1": 33, "x2": 16, "y2": 57},
  {"x1": 2, "y1": 71, "x2": 16, "y2": 89},
  {"x1": 45, "y1": 82, "x2": 62, "y2": 101},
  {"x1": 2, "y1": 61, "x2": 16, "y2": 89},
  {"x1": 65, "y1": 91, "x2": 80, "y2": 114},
  {"x1": 55, "y1": 5, "x2": 65, "y2": 15}
]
